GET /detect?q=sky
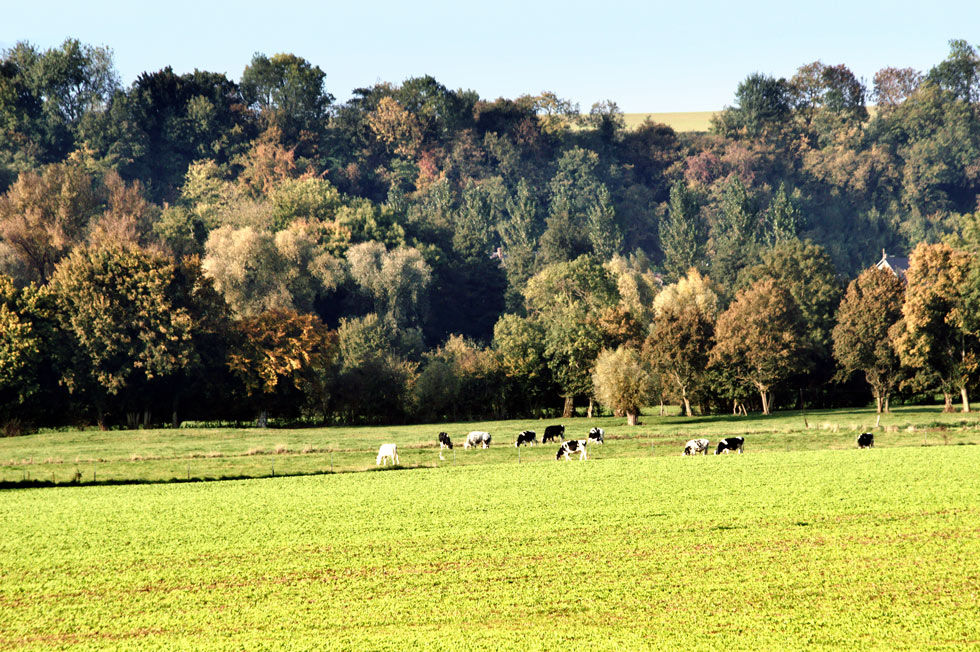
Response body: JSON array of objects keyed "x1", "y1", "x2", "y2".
[{"x1": 2, "y1": 1, "x2": 977, "y2": 113}]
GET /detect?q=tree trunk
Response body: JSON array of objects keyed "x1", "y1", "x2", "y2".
[
  {"x1": 142, "y1": 410, "x2": 150, "y2": 429},
  {"x1": 257, "y1": 409, "x2": 268, "y2": 428},
  {"x1": 943, "y1": 393, "x2": 955, "y2": 413},
  {"x1": 758, "y1": 386, "x2": 770, "y2": 415},
  {"x1": 875, "y1": 395, "x2": 883, "y2": 414},
  {"x1": 961, "y1": 386, "x2": 971, "y2": 413},
  {"x1": 97, "y1": 406, "x2": 107, "y2": 431},
  {"x1": 884, "y1": 395, "x2": 890, "y2": 413},
  {"x1": 682, "y1": 397, "x2": 692, "y2": 417},
  {"x1": 587, "y1": 397, "x2": 594, "y2": 419},
  {"x1": 172, "y1": 395, "x2": 180, "y2": 429},
  {"x1": 626, "y1": 410, "x2": 638, "y2": 426},
  {"x1": 562, "y1": 396, "x2": 574, "y2": 418}
]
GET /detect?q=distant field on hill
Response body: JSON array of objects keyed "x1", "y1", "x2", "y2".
[
  {"x1": 1, "y1": 404, "x2": 978, "y2": 486},
  {"x1": 624, "y1": 111, "x2": 717, "y2": 132},
  {"x1": 2, "y1": 445, "x2": 979, "y2": 650}
]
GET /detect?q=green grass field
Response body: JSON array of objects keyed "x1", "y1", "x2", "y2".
[
  {"x1": 2, "y1": 443, "x2": 979, "y2": 650},
  {"x1": 1, "y1": 405, "x2": 978, "y2": 486}
]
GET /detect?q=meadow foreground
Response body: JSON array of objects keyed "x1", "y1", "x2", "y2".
[{"x1": 2, "y1": 444, "x2": 979, "y2": 650}]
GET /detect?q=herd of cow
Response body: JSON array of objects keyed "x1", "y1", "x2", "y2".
[{"x1": 375, "y1": 427, "x2": 877, "y2": 466}]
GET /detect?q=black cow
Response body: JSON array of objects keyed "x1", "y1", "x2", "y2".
[
  {"x1": 542, "y1": 424, "x2": 565, "y2": 443},
  {"x1": 438, "y1": 432, "x2": 453, "y2": 460},
  {"x1": 556, "y1": 439, "x2": 588, "y2": 461},
  {"x1": 515, "y1": 430, "x2": 537, "y2": 447},
  {"x1": 715, "y1": 436, "x2": 744, "y2": 455},
  {"x1": 587, "y1": 427, "x2": 604, "y2": 444},
  {"x1": 857, "y1": 432, "x2": 874, "y2": 449}
]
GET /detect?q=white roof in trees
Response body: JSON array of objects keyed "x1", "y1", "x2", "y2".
[{"x1": 875, "y1": 249, "x2": 909, "y2": 280}]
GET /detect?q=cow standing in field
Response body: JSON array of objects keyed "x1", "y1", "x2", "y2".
[
  {"x1": 556, "y1": 439, "x2": 588, "y2": 461},
  {"x1": 683, "y1": 438, "x2": 710, "y2": 456},
  {"x1": 464, "y1": 431, "x2": 492, "y2": 449},
  {"x1": 515, "y1": 430, "x2": 537, "y2": 447},
  {"x1": 587, "y1": 427, "x2": 604, "y2": 445},
  {"x1": 857, "y1": 432, "x2": 874, "y2": 449},
  {"x1": 376, "y1": 443, "x2": 399, "y2": 466},
  {"x1": 438, "y1": 432, "x2": 453, "y2": 460},
  {"x1": 715, "y1": 436, "x2": 744, "y2": 455},
  {"x1": 542, "y1": 425, "x2": 565, "y2": 443}
]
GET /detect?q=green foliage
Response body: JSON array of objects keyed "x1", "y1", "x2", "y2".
[
  {"x1": 241, "y1": 52, "x2": 333, "y2": 141},
  {"x1": 833, "y1": 267, "x2": 905, "y2": 410},
  {"x1": 711, "y1": 278, "x2": 808, "y2": 414},
  {"x1": 47, "y1": 246, "x2": 215, "y2": 421},
  {"x1": 659, "y1": 181, "x2": 707, "y2": 281},
  {"x1": 592, "y1": 346, "x2": 651, "y2": 424}
]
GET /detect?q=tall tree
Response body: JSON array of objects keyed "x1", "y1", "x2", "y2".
[
  {"x1": 48, "y1": 245, "x2": 218, "y2": 427},
  {"x1": 711, "y1": 278, "x2": 808, "y2": 415},
  {"x1": 0, "y1": 162, "x2": 99, "y2": 283},
  {"x1": 832, "y1": 267, "x2": 905, "y2": 413},
  {"x1": 346, "y1": 241, "x2": 432, "y2": 327},
  {"x1": 241, "y1": 53, "x2": 333, "y2": 142},
  {"x1": 659, "y1": 181, "x2": 707, "y2": 282},
  {"x1": 645, "y1": 269, "x2": 720, "y2": 416},
  {"x1": 524, "y1": 255, "x2": 619, "y2": 416},
  {"x1": 228, "y1": 308, "x2": 337, "y2": 425},
  {"x1": 894, "y1": 242, "x2": 977, "y2": 412},
  {"x1": 593, "y1": 346, "x2": 651, "y2": 425}
]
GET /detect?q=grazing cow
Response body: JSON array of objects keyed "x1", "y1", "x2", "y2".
[
  {"x1": 438, "y1": 432, "x2": 453, "y2": 460},
  {"x1": 682, "y1": 438, "x2": 710, "y2": 456},
  {"x1": 515, "y1": 430, "x2": 537, "y2": 447},
  {"x1": 556, "y1": 439, "x2": 588, "y2": 461},
  {"x1": 376, "y1": 443, "x2": 399, "y2": 466},
  {"x1": 587, "y1": 427, "x2": 604, "y2": 445},
  {"x1": 715, "y1": 436, "x2": 744, "y2": 455},
  {"x1": 542, "y1": 424, "x2": 565, "y2": 443},
  {"x1": 464, "y1": 431, "x2": 492, "y2": 449},
  {"x1": 857, "y1": 432, "x2": 875, "y2": 449}
]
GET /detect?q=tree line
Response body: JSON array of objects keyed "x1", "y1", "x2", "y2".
[{"x1": 0, "y1": 38, "x2": 979, "y2": 430}]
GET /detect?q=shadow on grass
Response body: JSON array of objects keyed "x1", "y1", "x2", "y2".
[{"x1": 0, "y1": 461, "x2": 440, "y2": 491}]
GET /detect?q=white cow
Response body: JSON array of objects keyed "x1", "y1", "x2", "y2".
[
  {"x1": 464, "y1": 431, "x2": 492, "y2": 449},
  {"x1": 682, "y1": 438, "x2": 710, "y2": 456},
  {"x1": 376, "y1": 443, "x2": 399, "y2": 466}
]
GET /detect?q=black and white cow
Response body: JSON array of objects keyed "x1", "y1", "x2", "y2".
[
  {"x1": 515, "y1": 430, "x2": 537, "y2": 447},
  {"x1": 556, "y1": 439, "x2": 588, "y2": 461},
  {"x1": 464, "y1": 431, "x2": 492, "y2": 449},
  {"x1": 542, "y1": 424, "x2": 565, "y2": 443},
  {"x1": 682, "y1": 438, "x2": 710, "y2": 456},
  {"x1": 857, "y1": 432, "x2": 874, "y2": 449},
  {"x1": 587, "y1": 427, "x2": 604, "y2": 444},
  {"x1": 438, "y1": 432, "x2": 453, "y2": 460},
  {"x1": 715, "y1": 436, "x2": 744, "y2": 455}
]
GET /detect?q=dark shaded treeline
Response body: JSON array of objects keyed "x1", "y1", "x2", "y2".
[{"x1": 0, "y1": 38, "x2": 979, "y2": 430}]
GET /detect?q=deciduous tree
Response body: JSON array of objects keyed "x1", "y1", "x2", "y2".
[
  {"x1": 711, "y1": 278, "x2": 807, "y2": 414},
  {"x1": 593, "y1": 346, "x2": 651, "y2": 425},
  {"x1": 832, "y1": 267, "x2": 905, "y2": 413}
]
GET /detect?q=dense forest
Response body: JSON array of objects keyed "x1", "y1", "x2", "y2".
[{"x1": 1, "y1": 37, "x2": 980, "y2": 430}]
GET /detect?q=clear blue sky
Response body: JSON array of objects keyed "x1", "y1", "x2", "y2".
[{"x1": 2, "y1": 1, "x2": 976, "y2": 112}]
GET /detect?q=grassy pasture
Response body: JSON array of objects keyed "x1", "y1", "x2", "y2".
[
  {"x1": 1, "y1": 446, "x2": 979, "y2": 650},
  {"x1": 1, "y1": 405, "x2": 978, "y2": 486}
]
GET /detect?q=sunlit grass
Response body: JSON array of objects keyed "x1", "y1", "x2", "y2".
[{"x1": 1, "y1": 446, "x2": 978, "y2": 649}]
